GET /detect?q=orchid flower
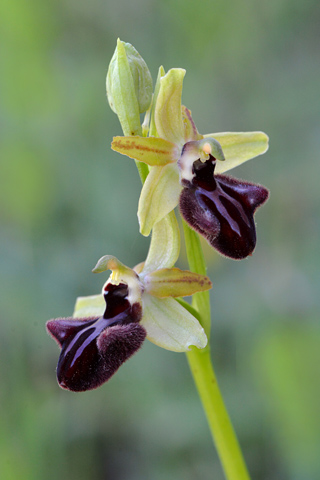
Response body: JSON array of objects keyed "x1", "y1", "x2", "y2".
[
  {"x1": 111, "y1": 68, "x2": 269, "y2": 259},
  {"x1": 47, "y1": 215, "x2": 211, "y2": 391}
]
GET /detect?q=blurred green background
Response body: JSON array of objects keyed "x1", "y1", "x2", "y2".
[{"x1": 1, "y1": 0, "x2": 319, "y2": 479}]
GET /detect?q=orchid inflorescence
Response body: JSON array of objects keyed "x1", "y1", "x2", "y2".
[{"x1": 47, "y1": 39, "x2": 269, "y2": 393}]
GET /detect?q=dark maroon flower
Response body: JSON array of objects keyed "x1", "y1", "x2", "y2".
[
  {"x1": 179, "y1": 155, "x2": 269, "y2": 259},
  {"x1": 46, "y1": 283, "x2": 146, "y2": 392}
]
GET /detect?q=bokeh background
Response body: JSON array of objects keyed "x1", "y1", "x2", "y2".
[{"x1": 1, "y1": 0, "x2": 319, "y2": 479}]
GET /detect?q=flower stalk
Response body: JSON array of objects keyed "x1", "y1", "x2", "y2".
[
  {"x1": 183, "y1": 220, "x2": 251, "y2": 480},
  {"x1": 186, "y1": 347, "x2": 250, "y2": 480},
  {"x1": 109, "y1": 39, "x2": 252, "y2": 478},
  {"x1": 182, "y1": 221, "x2": 211, "y2": 336}
]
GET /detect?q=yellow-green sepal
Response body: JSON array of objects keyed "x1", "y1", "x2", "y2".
[
  {"x1": 205, "y1": 131, "x2": 269, "y2": 174},
  {"x1": 111, "y1": 136, "x2": 179, "y2": 166},
  {"x1": 138, "y1": 164, "x2": 181, "y2": 236},
  {"x1": 154, "y1": 68, "x2": 186, "y2": 147},
  {"x1": 141, "y1": 294, "x2": 208, "y2": 352},
  {"x1": 143, "y1": 267, "x2": 212, "y2": 298},
  {"x1": 142, "y1": 211, "x2": 180, "y2": 274}
]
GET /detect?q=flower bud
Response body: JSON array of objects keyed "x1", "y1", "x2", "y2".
[{"x1": 106, "y1": 39, "x2": 153, "y2": 136}]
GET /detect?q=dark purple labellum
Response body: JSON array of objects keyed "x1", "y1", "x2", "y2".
[
  {"x1": 179, "y1": 158, "x2": 269, "y2": 259},
  {"x1": 46, "y1": 283, "x2": 146, "y2": 392}
]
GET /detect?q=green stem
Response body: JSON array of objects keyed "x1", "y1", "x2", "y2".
[
  {"x1": 117, "y1": 116, "x2": 149, "y2": 184},
  {"x1": 134, "y1": 159, "x2": 149, "y2": 184},
  {"x1": 112, "y1": 60, "x2": 249, "y2": 478},
  {"x1": 182, "y1": 221, "x2": 211, "y2": 336},
  {"x1": 183, "y1": 220, "x2": 251, "y2": 480}
]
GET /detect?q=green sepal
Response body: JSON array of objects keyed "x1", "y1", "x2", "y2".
[
  {"x1": 155, "y1": 68, "x2": 186, "y2": 147},
  {"x1": 141, "y1": 293, "x2": 208, "y2": 352},
  {"x1": 138, "y1": 164, "x2": 181, "y2": 236},
  {"x1": 144, "y1": 267, "x2": 212, "y2": 298},
  {"x1": 204, "y1": 131, "x2": 269, "y2": 174},
  {"x1": 142, "y1": 210, "x2": 180, "y2": 275},
  {"x1": 111, "y1": 136, "x2": 179, "y2": 166},
  {"x1": 73, "y1": 294, "x2": 104, "y2": 318}
]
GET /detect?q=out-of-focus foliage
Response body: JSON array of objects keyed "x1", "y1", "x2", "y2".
[{"x1": 0, "y1": 0, "x2": 319, "y2": 479}]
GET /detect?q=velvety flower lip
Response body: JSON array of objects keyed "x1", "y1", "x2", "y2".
[
  {"x1": 179, "y1": 154, "x2": 269, "y2": 259},
  {"x1": 46, "y1": 283, "x2": 146, "y2": 392}
]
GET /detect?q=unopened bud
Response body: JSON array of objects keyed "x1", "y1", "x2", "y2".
[{"x1": 106, "y1": 39, "x2": 153, "y2": 135}]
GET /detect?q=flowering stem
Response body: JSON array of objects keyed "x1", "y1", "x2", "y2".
[
  {"x1": 182, "y1": 221, "x2": 211, "y2": 336},
  {"x1": 113, "y1": 68, "x2": 249, "y2": 476},
  {"x1": 183, "y1": 221, "x2": 251, "y2": 480},
  {"x1": 134, "y1": 160, "x2": 149, "y2": 184},
  {"x1": 116, "y1": 119, "x2": 149, "y2": 184}
]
